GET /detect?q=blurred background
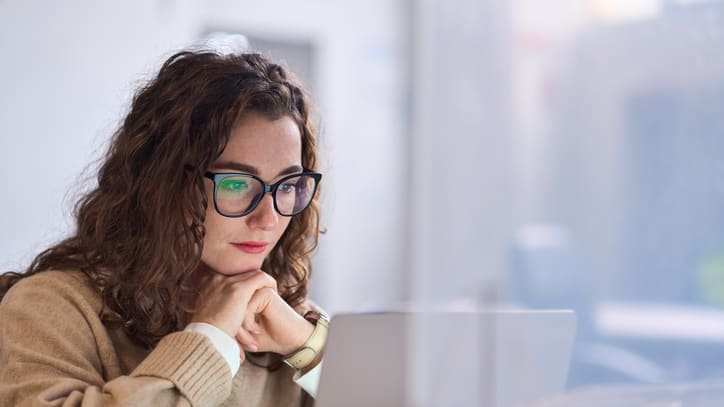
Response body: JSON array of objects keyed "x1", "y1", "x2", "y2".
[{"x1": 2, "y1": 0, "x2": 724, "y2": 398}]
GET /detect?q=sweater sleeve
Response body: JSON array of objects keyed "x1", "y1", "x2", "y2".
[{"x1": 0, "y1": 273, "x2": 233, "y2": 407}]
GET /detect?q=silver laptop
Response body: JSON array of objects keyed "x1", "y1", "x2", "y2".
[{"x1": 315, "y1": 310, "x2": 576, "y2": 407}]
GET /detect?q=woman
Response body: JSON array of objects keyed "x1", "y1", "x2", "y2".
[{"x1": 0, "y1": 49, "x2": 327, "y2": 406}]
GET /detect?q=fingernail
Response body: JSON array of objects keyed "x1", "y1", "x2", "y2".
[{"x1": 248, "y1": 343, "x2": 258, "y2": 352}]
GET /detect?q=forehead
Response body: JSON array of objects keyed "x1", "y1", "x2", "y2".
[{"x1": 215, "y1": 113, "x2": 302, "y2": 174}]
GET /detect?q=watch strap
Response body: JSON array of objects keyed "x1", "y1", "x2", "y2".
[{"x1": 283, "y1": 311, "x2": 329, "y2": 370}]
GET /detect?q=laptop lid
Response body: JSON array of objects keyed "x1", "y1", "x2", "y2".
[{"x1": 315, "y1": 310, "x2": 576, "y2": 407}]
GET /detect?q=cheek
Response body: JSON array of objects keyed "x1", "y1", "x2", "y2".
[
  {"x1": 273, "y1": 217, "x2": 293, "y2": 243},
  {"x1": 200, "y1": 211, "x2": 238, "y2": 268},
  {"x1": 201, "y1": 206, "x2": 227, "y2": 247}
]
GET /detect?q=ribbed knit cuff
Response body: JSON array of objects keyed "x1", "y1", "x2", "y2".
[
  {"x1": 132, "y1": 331, "x2": 232, "y2": 407},
  {"x1": 184, "y1": 322, "x2": 241, "y2": 376}
]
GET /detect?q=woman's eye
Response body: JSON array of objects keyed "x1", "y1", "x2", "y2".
[
  {"x1": 219, "y1": 179, "x2": 249, "y2": 192},
  {"x1": 279, "y1": 183, "x2": 296, "y2": 193}
]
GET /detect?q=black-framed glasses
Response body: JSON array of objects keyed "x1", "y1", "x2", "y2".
[{"x1": 204, "y1": 171, "x2": 322, "y2": 217}]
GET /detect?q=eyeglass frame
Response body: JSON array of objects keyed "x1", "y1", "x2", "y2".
[{"x1": 203, "y1": 171, "x2": 322, "y2": 218}]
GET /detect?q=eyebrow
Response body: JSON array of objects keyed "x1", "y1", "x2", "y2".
[{"x1": 212, "y1": 161, "x2": 304, "y2": 177}]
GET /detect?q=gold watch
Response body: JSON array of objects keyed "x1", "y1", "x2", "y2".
[{"x1": 283, "y1": 311, "x2": 330, "y2": 370}]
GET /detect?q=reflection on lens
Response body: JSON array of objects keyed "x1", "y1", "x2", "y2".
[
  {"x1": 276, "y1": 175, "x2": 316, "y2": 216},
  {"x1": 294, "y1": 176, "x2": 313, "y2": 213},
  {"x1": 216, "y1": 175, "x2": 260, "y2": 216},
  {"x1": 276, "y1": 177, "x2": 298, "y2": 215}
]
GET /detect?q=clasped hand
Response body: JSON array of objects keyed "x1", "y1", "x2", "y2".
[{"x1": 190, "y1": 270, "x2": 314, "y2": 362}]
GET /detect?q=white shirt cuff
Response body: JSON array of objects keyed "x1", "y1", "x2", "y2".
[
  {"x1": 293, "y1": 361, "x2": 323, "y2": 398},
  {"x1": 184, "y1": 322, "x2": 241, "y2": 376}
]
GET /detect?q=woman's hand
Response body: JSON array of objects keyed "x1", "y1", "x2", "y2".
[
  {"x1": 240, "y1": 286, "x2": 315, "y2": 356},
  {"x1": 190, "y1": 270, "x2": 278, "y2": 352},
  {"x1": 190, "y1": 268, "x2": 314, "y2": 357}
]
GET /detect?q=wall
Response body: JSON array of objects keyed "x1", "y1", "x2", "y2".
[{"x1": 0, "y1": 0, "x2": 408, "y2": 314}]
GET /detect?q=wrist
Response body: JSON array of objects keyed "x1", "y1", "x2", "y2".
[
  {"x1": 286, "y1": 317, "x2": 315, "y2": 355},
  {"x1": 283, "y1": 311, "x2": 329, "y2": 370},
  {"x1": 190, "y1": 317, "x2": 236, "y2": 339}
]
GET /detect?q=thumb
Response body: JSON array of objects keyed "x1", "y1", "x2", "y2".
[
  {"x1": 247, "y1": 287, "x2": 276, "y2": 316},
  {"x1": 243, "y1": 288, "x2": 276, "y2": 338}
]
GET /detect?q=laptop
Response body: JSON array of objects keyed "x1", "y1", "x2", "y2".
[{"x1": 314, "y1": 310, "x2": 576, "y2": 407}]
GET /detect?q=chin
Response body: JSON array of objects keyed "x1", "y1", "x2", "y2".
[
  {"x1": 224, "y1": 258, "x2": 266, "y2": 275},
  {"x1": 209, "y1": 268, "x2": 252, "y2": 277},
  {"x1": 200, "y1": 249, "x2": 268, "y2": 275}
]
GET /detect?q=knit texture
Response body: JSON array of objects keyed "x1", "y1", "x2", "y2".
[{"x1": 0, "y1": 270, "x2": 311, "y2": 406}]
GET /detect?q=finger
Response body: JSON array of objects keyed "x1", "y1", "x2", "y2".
[
  {"x1": 224, "y1": 269, "x2": 262, "y2": 282},
  {"x1": 238, "y1": 343, "x2": 246, "y2": 363},
  {"x1": 242, "y1": 271, "x2": 278, "y2": 292},
  {"x1": 225, "y1": 272, "x2": 278, "y2": 307},
  {"x1": 236, "y1": 328, "x2": 259, "y2": 352},
  {"x1": 257, "y1": 270, "x2": 279, "y2": 293},
  {"x1": 219, "y1": 270, "x2": 272, "y2": 290},
  {"x1": 206, "y1": 270, "x2": 278, "y2": 295},
  {"x1": 246, "y1": 287, "x2": 276, "y2": 315},
  {"x1": 242, "y1": 313, "x2": 262, "y2": 335}
]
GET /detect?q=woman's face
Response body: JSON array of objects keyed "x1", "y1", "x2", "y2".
[{"x1": 200, "y1": 113, "x2": 302, "y2": 275}]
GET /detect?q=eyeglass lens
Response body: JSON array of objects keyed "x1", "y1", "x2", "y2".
[{"x1": 215, "y1": 174, "x2": 316, "y2": 216}]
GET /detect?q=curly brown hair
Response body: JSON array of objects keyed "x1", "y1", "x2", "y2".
[{"x1": 0, "y1": 50, "x2": 322, "y2": 348}]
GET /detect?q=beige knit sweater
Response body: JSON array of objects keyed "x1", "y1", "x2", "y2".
[{"x1": 0, "y1": 270, "x2": 313, "y2": 407}]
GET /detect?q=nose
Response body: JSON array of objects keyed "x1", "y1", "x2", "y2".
[{"x1": 246, "y1": 192, "x2": 278, "y2": 230}]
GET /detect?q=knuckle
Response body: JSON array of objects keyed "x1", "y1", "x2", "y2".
[
  {"x1": 262, "y1": 273, "x2": 278, "y2": 287},
  {"x1": 252, "y1": 271, "x2": 276, "y2": 287}
]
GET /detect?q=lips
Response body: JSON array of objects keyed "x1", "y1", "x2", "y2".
[{"x1": 231, "y1": 241, "x2": 269, "y2": 254}]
